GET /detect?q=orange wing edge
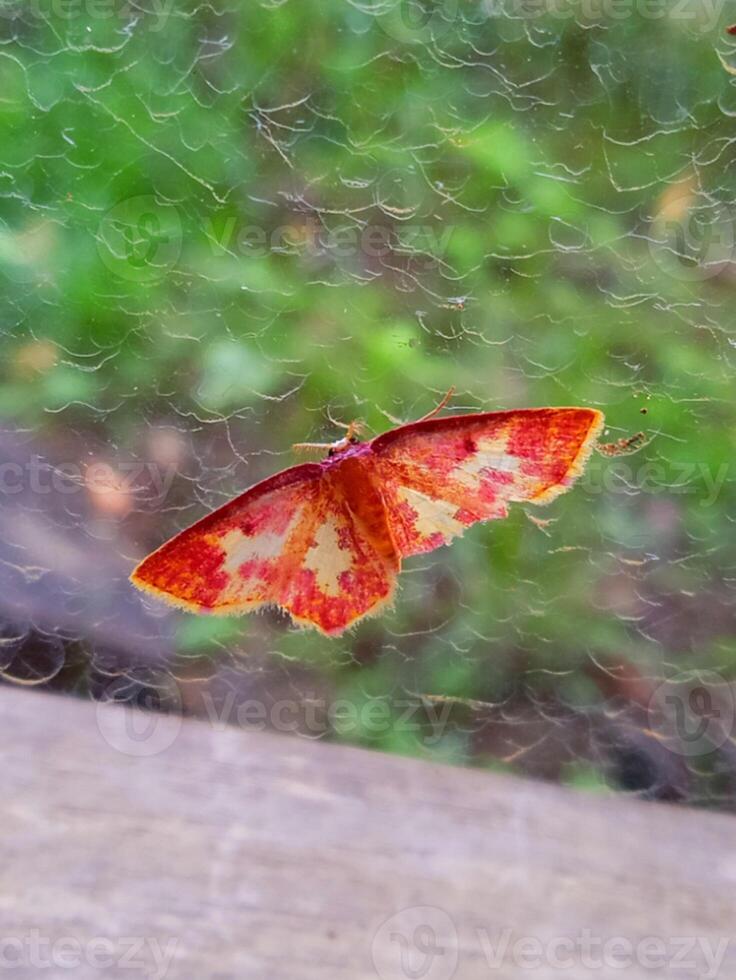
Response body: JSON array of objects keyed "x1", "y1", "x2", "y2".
[
  {"x1": 129, "y1": 461, "x2": 324, "y2": 619},
  {"x1": 131, "y1": 563, "x2": 399, "y2": 635},
  {"x1": 129, "y1": 564, "x2": 265, "y2": 616},
  {"x1": 286, "y1": 581, "x2": 399, "y2": 636},
  {"x1": 531, "y1": 408, "x2": 605, "y2": 506}
]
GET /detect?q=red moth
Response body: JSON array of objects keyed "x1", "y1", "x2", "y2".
[{"x1": 131, "y1": 394, "x2": 604, "y2": 635}]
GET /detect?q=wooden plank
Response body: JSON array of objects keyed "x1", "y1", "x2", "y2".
[{"x1": 0, "y1": 685, "x2": 734, "y2": 979}]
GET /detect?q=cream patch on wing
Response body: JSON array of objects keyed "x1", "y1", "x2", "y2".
[
  {"x1": 397, "y1": 485, "x2": 466, "y2": 542},
  {"x1": 450, "y1": 433, "x2": 519, "y2": 486},
  {"x1": 302, "y1": 516, "x2": 355, "y2": 596},
  {"x1": 217, "y1": 504, "x2": 306, "y2": 578}
]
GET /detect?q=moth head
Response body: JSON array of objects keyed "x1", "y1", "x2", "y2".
[{"x1": 327, "y1": 431, "x2": 361, "y2": 457}]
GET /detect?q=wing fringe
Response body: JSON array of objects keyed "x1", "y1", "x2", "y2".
[{"x1": 530, "y1": 408, "x2": 605, "y2": 506}]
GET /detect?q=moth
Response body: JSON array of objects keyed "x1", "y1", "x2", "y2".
[{"x1": 131, "y1": 394, "x2": 604, "y2": 635}]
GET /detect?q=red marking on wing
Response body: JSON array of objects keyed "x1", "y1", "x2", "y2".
[
  {"x1": 278, "y1": 462, "x2": 399, "y2": 634},
  {"x1": 371, "y1": 407, "x2": 603, "y2": 557},
  {"x1": 131, "y1": 462, "x2": 323, "y2": 614},
  {"x1": 131, "y1": 459, "x2": 400, "y2": 635},
  {"x1": 131, "y1": 405, "x2": 603, "y2": 633}
]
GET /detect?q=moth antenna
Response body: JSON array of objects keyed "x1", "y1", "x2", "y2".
[
  {"x1": 292, "y1": 441, "x2": 333, "y2": 453},
  {"x1": 415, "y1": 386, "x2": 456, "y2": 424}
]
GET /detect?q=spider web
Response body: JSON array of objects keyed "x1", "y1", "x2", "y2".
[{"x1": 1, "y1": 0, "x2": 735, "y2": 809}]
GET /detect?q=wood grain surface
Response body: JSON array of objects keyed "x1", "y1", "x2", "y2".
[{"x1": 1, "y1": 685, "x2": 734, "y2": 979}]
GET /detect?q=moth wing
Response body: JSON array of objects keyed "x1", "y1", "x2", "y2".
[
  {"x1": 371, "y1": 407, "x2": 604, "y2": 557},
  {"x1": 277, "y1": 481, "x2": 399, "y2": 635},
  {"x1": 131, "y1": 463, "x2": 323, "y2": 614},
  {"x1": 131, "y1": 462, "x2": 398, "y2": 635}
]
